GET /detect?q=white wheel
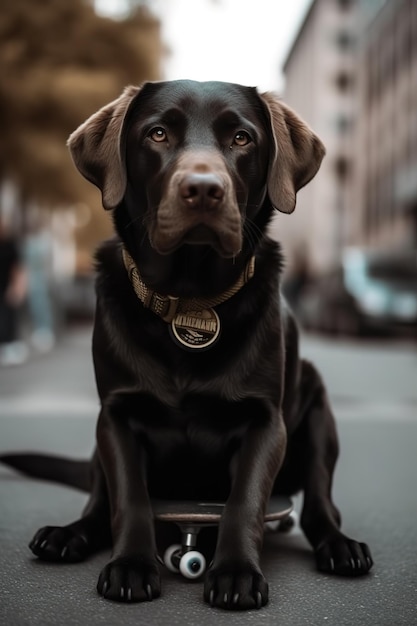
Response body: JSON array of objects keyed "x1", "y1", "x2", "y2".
[
  {"x1": 163, "y1": 544, "x2": 182, "y2": 573},
  {"x1": 179, "y1": 551, "x2": 206, "y2": 579}
]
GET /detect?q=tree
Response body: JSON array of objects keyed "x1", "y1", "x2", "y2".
[{"x1": 0, "y1": 0, "x2": 162, "y2": 251}]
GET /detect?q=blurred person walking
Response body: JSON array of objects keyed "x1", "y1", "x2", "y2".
[
  {"x1": 0, "y1": 217, "x2": 28, "y2": 366},
  {"x1": 23, "y1": 219, "x2": 56, "y2": 353}
]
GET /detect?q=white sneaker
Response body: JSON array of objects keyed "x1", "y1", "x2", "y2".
[
  {"x1": 0, "y1": 341, "x2": 29, "y2": 366},
  {"x1": 31, "y1": 329, "x2": 55, "y2": 353}
]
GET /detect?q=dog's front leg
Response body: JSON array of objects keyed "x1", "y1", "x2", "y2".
[
  {"x1": 29, "y1": 450, "x2": 111, "y2": 563},
  {"x1": 204, "y1": 410, "x2": 287, "y2": 611},
  {"x1": 95, "y1": 401, "x2": 160, "y2": 603},
  {"x1": 297, "y1": 360, "x2": 373, "y2": 576}
]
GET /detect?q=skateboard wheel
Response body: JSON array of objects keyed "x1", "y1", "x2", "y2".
[
  {"x1": 163, "y1": 544, "x2": 182, "y2": 573},
  {"x1": 179, "y1": 551, "x2": 206, "y2": 579}
]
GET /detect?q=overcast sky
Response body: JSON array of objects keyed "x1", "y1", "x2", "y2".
[{"x1": 96, "y1": 0, "x2": 313, "y2": 92}]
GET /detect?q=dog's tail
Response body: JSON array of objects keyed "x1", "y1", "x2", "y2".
[{"x1": 0, "y1": 453, "x2": 91, "y2": 492}]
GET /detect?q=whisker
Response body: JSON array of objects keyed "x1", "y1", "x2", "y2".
[
  {"x1": 243, "y1": 219, "x2": 264, "y2": 252},
  {"x1": 124, "y1": 206, "x2": 155, "y2": 230}
]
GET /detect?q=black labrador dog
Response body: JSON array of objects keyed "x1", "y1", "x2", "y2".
[{"x1": 1, "y1": 80, "x2": 373, "y2": 610}]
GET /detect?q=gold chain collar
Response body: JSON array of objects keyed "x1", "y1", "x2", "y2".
[{"x1": 122, "y1": 248, "x2": 255, "y2": 323}]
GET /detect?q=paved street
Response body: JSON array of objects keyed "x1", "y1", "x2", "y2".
[{"x1": 0, "y1": 324, "x2": 416, "y2": 625}]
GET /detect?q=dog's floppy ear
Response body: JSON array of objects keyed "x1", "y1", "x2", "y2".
[
  {"x1": 260, "y1": 92, "x2": 326, "y2": 214},
  {"x1": 67, "y1": 85, "x2": 140, "y2": 210}
]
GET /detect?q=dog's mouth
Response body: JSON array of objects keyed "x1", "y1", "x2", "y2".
[
  {"x1": 150, "y1": 223, "x2": 242, "y2": 258},
  {"x1": 183, "y1": 224, "x2": 226, "y2": 247}
]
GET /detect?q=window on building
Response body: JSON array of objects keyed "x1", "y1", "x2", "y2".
[
  {"x1": 365, "y1": 49, "x2": 377, "y2": 107},
  {"x1": 399, "y1": 13, "x2": 412, "y2": 68},
  {"x1": 337, "y1": 0, "x2": 355, "y2": 10},
  {"x1": 335, "y1": 71, "x2": 354, "y2": 92},
  {"x1": 364, "y1": 179, "x2": 374, "y2": 240},
  {"x1": 380, "y1": 27, "x2": 395, "y2": 87},
  {"x1": 334, "y1": 114, "x2": 352, "y2": 134},
  {"x1": 412, "y1": 0, "x2": 417, "y2": 58},
  {"x1": 335, "y1": 30, "x2": 355, "y2": 51},
  {"x1": 334, "y1": 156, "x2": 351, "y2": 181}
]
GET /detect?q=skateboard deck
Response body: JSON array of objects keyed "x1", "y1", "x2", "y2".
[{"x1": 152, "y1": 495, "x2": 293, "y2": 524}]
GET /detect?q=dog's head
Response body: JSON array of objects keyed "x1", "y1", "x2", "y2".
[{"x1": 68, "y1": 80, "x2": 325, "y2": 259}]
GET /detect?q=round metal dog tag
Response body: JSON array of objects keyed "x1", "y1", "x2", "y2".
[{"x1": 170, "y1": 309, "x2": 220, "y2": 350}]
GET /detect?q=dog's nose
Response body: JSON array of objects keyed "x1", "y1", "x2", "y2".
[{"x1": 179, "y1": 173, "x2": 225, "y2": 210}]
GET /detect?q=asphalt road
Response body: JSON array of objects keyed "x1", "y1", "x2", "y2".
[{"x1": 1, "y1": 324, "x2": 416, "y2": 626}]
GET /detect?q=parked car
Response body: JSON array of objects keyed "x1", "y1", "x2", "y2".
[
  {"x1": 342, "y1": 248, "x2": 417, "y2": 332},
  {"x1": 295, "y1": 248, "x2": 417, "y2": 337}
]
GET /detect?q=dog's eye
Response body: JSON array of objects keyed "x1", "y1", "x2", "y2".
[
  {"x1": 233, "y1": 131, "x2": 251, "y2": 147},
  {"x1": 149, "y1": 127, "x2": 167, "y2": 143}
]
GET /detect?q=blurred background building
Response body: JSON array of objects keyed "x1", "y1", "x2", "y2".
[
  {"x1": 0, "y1": 0, "x2": 415, "y2": 347},
  {"x1": 355, "y1": 0, "x2": 417, "y2": 251},
  {"x1": 275, "y1": 0, "x2": 364, "y2": 274},
  {"x1": 273, "y1": 0, "x2": 417, "y2": 336}
]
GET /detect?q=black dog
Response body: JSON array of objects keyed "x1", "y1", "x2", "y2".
[{"x1": 1, "y1": 80, "x2": 373, "y2": 610}]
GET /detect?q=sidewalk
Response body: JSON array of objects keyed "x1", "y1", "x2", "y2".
[{"x1": 0, "y1": 323, "x2": 96, "y2": 408}]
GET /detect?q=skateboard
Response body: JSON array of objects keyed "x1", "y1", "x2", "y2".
[{"x1": 152, "y1": 496, "x2": 295, "y2": 580}]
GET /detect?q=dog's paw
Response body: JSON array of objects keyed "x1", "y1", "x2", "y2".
[
  {"x1": 203, "y1": 562, "x2": 268, "y2": 610},
  {"x1": 315, "y1": 537, "x2": 373, "y2": 576},
  {"x1": 97, "y1": 557, "x2": 161, "y2": 603},
  {"x1": 29, "y1": 526, "x2": 90, "y2": 562}
]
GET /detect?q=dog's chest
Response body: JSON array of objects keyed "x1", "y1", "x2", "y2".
[
  {"x1": 129, "y1": 390, "x2": 249, "y2": 452},
  {"x1": 127, "y1": 390, "x2": 253, "y2": 499}
]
